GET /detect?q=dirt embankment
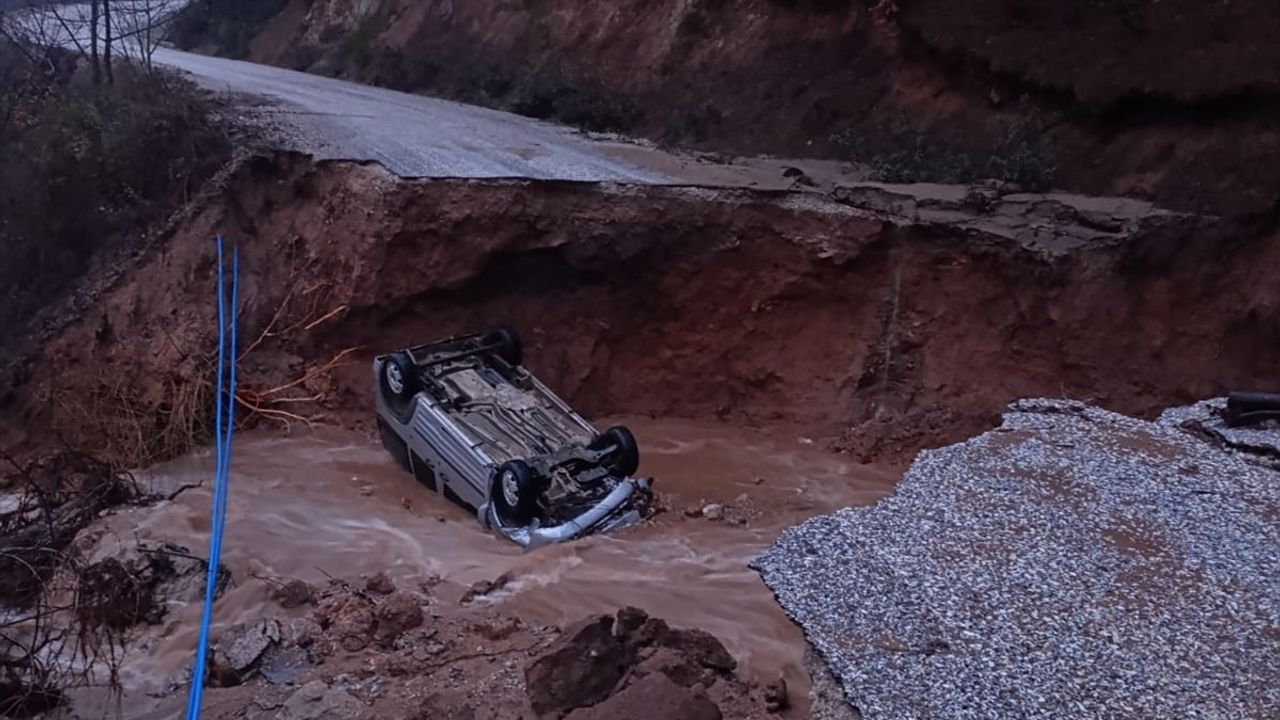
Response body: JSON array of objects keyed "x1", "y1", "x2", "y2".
[
  {"x1": 4, "y1": 152, "x2": 1275, "y2": 467},
  {"x1": 188, "y1": 0, "x2": 1280, "y2": 216}
]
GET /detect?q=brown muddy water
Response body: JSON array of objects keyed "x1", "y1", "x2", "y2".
[{"x1": 67, "y1": 418, "x2": 899, "y2": 717}]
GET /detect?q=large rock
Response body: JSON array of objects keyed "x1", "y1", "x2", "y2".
[
  {"x1": 525, "y1": 616, "x2": 626, "y2": 717},
  {"x1": 374, "y1": 591, "x2": 424, "y2": 648},
  {"x1": 617, "y1": 609, "x2": 735, "y2": 677},
  {"x1": 212, "y1": 619, "x2": 283, "y2": 685},
  {"x1": 314, "y1": 593, "x2": 375, "y2": 652},
  {"x1": 564, "y1": 673, "x2": 721, "y2": 720}
]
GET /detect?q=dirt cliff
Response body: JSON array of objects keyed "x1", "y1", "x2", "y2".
[
  {"x1": 188, "y1": 0, "x2": 1280, "y2": 216},
  {"x1": 5, "y1": 152, "x2": 1273, "y2": 467}
]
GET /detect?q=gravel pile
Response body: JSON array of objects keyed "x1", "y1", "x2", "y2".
[{"x1": 755, "y1": 399, "x2": 1280, "y2": 719}]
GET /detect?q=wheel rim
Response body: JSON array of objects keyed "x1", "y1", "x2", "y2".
[
  {"x1": 386, "y1": 362, "x2": 404, "y2": 395},
  {"x1": 501, "y1": 469, "x2": 521, "y2": 508}
]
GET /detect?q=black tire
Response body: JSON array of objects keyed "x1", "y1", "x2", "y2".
[
  {"x1": 1226, "y1": 391, "x2": 1280, "y2": 427},
  {"x1": 380, "y1": 352, "x2": 417, "y2": 415},
  {"x1": 490, "y1": 460, "x2": 542, "y2": 525},
  {"x1": 484, "y1": 328, "x2": 523, "y2": 367},
  {"x1": 592, "y1": 426, "x2": 640, "y2": 477}
]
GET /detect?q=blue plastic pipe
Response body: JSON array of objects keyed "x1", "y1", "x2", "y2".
[{"x1": 185, "y1": 237, "x2": 238, "y2": 720}]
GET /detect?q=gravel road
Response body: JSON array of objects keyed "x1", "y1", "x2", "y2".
[
  {"x1": 153, "y1": 48, "x2": 854, "y2": 187},
  {"x1": 756, "y1": 398, "x2": 1280, "y2": 719}
]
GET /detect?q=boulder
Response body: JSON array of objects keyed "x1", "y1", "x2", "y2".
[{"x1": 525, "y1": 616, "x2": 625, "y2": 717}]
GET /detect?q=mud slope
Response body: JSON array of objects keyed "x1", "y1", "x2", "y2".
[
  {"x1": 7, "y1": 154, "x2": 1276, "y2": 465},
  {"x1": 222, "y1": 0, "x2": 1280, "y2": 215}
]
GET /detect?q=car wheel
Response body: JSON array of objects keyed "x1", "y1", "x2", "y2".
[
  {"x1": 381, "y1": 352, "x2": 417, "y2": 413},
  {"x1": 484, "y1": 327, "x2": 523, "y2": 367},
  {"x1": 490, "y1": 460, "x2": 541, "y2": 525},
  {"x1": 592, "y1": 426, "x2": 640, "y2": 477}
]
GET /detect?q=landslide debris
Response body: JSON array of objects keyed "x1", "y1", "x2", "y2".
[{"x1": 176, "y1": 576, "x2": 775, "y2": 720}]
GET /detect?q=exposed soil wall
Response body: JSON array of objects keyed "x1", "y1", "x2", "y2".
[
  {"x1": 5, "y1": 154, "x2": 1276, "y2": 465},
  {"x1": 201, "y1": 0, "x2": 1280, "y2": 216}
]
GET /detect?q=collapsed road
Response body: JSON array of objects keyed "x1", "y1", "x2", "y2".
[{"x1": 152, "y1": 47, "x2": 855, "y2": 188}]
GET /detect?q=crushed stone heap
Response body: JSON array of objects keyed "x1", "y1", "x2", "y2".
[{"x1": 756, "y1": 398, "x2": 1280, "y2": 719}]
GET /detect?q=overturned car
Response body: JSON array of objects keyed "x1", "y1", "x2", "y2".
[{"x1": 374, "y1": 329, "x2": 653, "y2": 547}]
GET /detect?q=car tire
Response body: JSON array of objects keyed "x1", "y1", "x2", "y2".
[
  {"x1": 484, "y1": 328, "x2": 523, "y2": 367},
  {"x1": 381, "y1": 352, "x2": 417, "y2": 415},
  {"x1": 593, "y1": 426, "x2": 640, "y2": 477},
  {"x1": 490, "y1": 460, "x2": 541, "y2": 525}
]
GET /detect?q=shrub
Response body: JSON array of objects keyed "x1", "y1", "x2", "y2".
[{"x1": 0, "y1": 60, "x2": 232, "y2": 366}]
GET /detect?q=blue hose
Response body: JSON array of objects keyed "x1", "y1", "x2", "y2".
[{"x1": 185, "y1": 237, "x2": 239, "y2": 720}]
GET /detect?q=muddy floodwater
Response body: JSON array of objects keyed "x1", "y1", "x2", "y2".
[{"x1": 72, "y1": 418, "x2": 899, "y2": 716}]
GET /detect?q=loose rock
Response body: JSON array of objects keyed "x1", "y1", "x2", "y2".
[
  {"x1": 364, "y1": 571, "x2": 395, "y2": 595},
  {"x1": 374, "y1": 591, "x2": 424, "y2": 648},
  {"x1": 525, "y1": 616, "x2": 625, "y2": 716},
  {"x1": 273, "y1": 579, "x2": 315, "y2": 609},
  {"x1": 274, "y1": 680, "x2": 367, "y2": 720}
]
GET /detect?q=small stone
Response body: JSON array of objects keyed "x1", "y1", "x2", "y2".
[
  {"x1": 460, "y1": 572, "x2": 512, "y2": 605},
  {"x1": 358, "y1": 485, "x2": 374, "y2": 497},
  {"x1": 684, "y1": 505, "x2": 703, "y2": 519},
  {"x1": 753, "y1": 477, "x2": 765, "y2": 485},
  {"x1": 701, "y1": 504, "x2": 724, "y2": 521},
  {"x1": 273, "y1": 579, "x2": 315, "y2": 609}
]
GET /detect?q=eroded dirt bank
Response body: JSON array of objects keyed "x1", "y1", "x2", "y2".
[{"x1": 4, "y1": 152, "x2": 1275, "y2": 467}]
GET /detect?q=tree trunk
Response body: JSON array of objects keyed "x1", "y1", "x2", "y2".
[
  {"x1": 90, "y1": 0, "x2": 101, "y2": 85},
  {"x1": 103, "y1": 0, "x2": 114, "y2": 85}
]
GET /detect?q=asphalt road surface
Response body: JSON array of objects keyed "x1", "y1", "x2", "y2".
[{"x1": 153, "y1": 48, "x2": 854, "y2": 187}]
